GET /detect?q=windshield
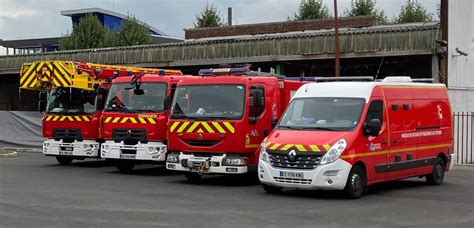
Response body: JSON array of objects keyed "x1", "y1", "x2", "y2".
[
  {"x1": 171, "y1": 84, "x2": 245, "y2": 120},
  {"x1": 46, "y1": 88, "x2": 97, "y2": 114},
  {"x1": 278, "y1": 97, "x2": 366, "y2": 131},
  {"x1": 105, "y1": 82, "x2": 167, "y2": 113}
]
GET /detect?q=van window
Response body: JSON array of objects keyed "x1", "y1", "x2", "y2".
[
  {"x1": 364, "y1": 100, "x2": 384, "y2": 125},
  {"x1": 278, "y1": 97, "x2": 365, "y2": 131},
  {"x1": 249, "y1": 87, "x2": 265, "y2": 118}
]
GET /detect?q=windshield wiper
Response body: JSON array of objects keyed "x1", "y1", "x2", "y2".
[
  {"x1": 278, "y1": 125, "x2": 303, "y2": 130},
  {"x1": 300, "y1": 126, "x2": 336, "y2": 131}
]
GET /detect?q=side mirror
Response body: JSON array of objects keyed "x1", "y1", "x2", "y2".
[
  {"x1": 364, "y1": 119, "x2": 382, "y2": 137},
  {"x1": 271, "y1": 118, "x2": 278, "y2": 128},
  {"x1": 133, "y1": 88, "x2": 144, "y2": 95},
  {"x1": 163, "y1": 96, "x2": 170, "y2": 110},
  {"x1": 38, "y1": 92, "x2": 47, "y2": 113}
]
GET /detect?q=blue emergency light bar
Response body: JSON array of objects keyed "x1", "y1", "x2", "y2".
[{"x1": 199, "y1": 67, "x2": 250, "y2": 76}]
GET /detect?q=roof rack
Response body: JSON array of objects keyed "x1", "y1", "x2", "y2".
[
  {"x1": 379, "y1": 76, "x2": 434, "y2": 83},
  {"x1": 198, "y1": 67, "x2": 285, "y2": 79},
  {"x1": 310, "y1": 76, "x2": 375, "y2": 82}
]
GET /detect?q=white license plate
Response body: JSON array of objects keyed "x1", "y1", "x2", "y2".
[
  {"x1": 279, "y1": 171, "x2": 304, "y2": 179},
  {"x1": 120, "y1": 154, "x2": 136, "y2": 159},
  {"x1": 59, "y1": 147, "x2": 73, "y2": 155}
]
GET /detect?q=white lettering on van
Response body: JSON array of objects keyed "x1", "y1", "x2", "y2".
[
  {"x1": 401, "y1": 130, "x2": 442, "y2": 138},
  {"x1": 437, "y1": 105, "x2": 444, "y2": 120}
]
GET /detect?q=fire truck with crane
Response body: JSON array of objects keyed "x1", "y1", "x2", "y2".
[
  {"x1": 19, "y1": 60, "x2": 181, "y2": 165},
  {"x1": 100, "y1": 73, "x2": 194, "y2": 172},
  {"x1": 165, "y1": 67, "x2": 306, "y2": 181}
]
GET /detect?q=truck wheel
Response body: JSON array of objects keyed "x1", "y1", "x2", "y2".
[
  {"x1": 426, "y1": 157, "x2": 445, "y2": 186},
  {"x1": 262, "y1": 184, "x2": 283, "y2": 194},
  {"x1": 56, "y1": 156, "x2": 73, "y2": 165},
  {"x1": 343, "y1": 165, "x2": 366, "y2": 199},
  {"x1": 184, "y1": 172, "x2": 202, "y2": 182},
  {"x1": 115, "y1": 161, "x2": 135, "y2": 173}
]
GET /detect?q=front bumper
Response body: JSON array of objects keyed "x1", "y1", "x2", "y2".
[
  {"x1": 258, "y1": 158, "x2": 352, "y2": 190},
  {"x1": 100, "y1": 141, "x2": 166, "y2": 161},
  {"x1": 166, "y1": 153, "x2": 253, "y2": 174},
  {"x1": 42, "y1": 139, "x2": 99, "y2": 158}
]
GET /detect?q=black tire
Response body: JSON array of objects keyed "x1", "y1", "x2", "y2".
[
  {"x1": 426, "y1": 157, "x2": 445, "y2": 186},
  {"x1": 115, "y1": 161, "x2": 135, "y2": 173},
  {"x1": 184, "y1": 172, "x2": 202, "y2": 182},
  {"x1": 56, "y1": 156, "x2": 73, "y2": 165},
  {"x1": 344, "y1": 165, "x2": 366, "y2": 199},
  {"x1": 262, "y1": 184, "x2": 283, "y2": 194}
]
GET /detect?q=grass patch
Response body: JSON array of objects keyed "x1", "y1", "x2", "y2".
[{"x1": 0, "y1": 149, "x2": 14, "y2": 155}]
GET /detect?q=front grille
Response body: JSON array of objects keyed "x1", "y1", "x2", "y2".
[
  {"x1": 53, "y1": 129, "x2": 82, "y2": 143},
  {"x1": 269, "y1": 153, "x2": 322, "y2": 170},
  {"x1": 183, "y1": 140, "x2": 220, "y2": 147},
  {"x1": 112, "y1": 129, "x2": 147, "y2": 145},
  {"x1": 273, "y1": 177, "x2": 312, "y2": 185}
]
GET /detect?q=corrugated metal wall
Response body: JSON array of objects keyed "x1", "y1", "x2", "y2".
[{"x1": 448, "y1": 0, "x2": 474, "y2": 112}]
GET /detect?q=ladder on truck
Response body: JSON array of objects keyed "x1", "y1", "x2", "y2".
[{"x1": 19, "y1": 61, "x2": 182, "y2": 92}]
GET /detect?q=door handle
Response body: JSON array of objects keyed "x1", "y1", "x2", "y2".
[
  {"x1": 381, "y1": 140, "x2": 388, "y2": 145},
  {"x1": 393, "y1": 140, "x2": 399, "y2": 145}
]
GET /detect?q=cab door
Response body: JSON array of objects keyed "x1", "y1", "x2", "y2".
[{"x1": 361, "y1": 99, "x2": 390, "y2": 183}]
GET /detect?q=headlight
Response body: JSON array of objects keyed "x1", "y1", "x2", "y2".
[
  {"x1": 222, "y1": 157, "x2": 248, "y2": 166},
  {"x1": 259, "y1": 140, "x2": 269, "y2": 163},
  {"x1": 167, "y1": 153, "x2": 179, "y2": 163},
  {"x1": 319, "y1": 139, "x2": 347, "y2": 165},
  {"x1": 83, "y1": 144, "x2": 95, "y2": 151}
]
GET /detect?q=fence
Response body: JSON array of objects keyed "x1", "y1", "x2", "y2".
[{"x1": 453, "y1": 112, "x2": 473, "y2": 164}]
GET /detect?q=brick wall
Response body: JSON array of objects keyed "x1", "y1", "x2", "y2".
[{"x1": 185, "y1": 16, "x2": 375, "y2": 39}]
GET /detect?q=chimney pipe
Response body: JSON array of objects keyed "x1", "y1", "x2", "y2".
[{"x1": 228, "y1": 7, "x2": 232, "y2": 26}]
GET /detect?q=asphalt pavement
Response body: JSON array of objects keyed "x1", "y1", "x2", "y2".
[{"x1": 1, "y1": 152, "x2": 473, "y2": 228}]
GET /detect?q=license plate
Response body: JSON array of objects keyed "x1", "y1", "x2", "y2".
[
  {"x1": 120, "y1": 154, "x2": 136, "y2": 159},
  {"x1": 280, "y1": 171, "x2": 304, "y2": 179},
  {"x1": 59, "y1": 146, "x2": 73, "y2": 155}
]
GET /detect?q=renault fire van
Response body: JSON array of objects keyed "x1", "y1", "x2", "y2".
[{"x1": 258, "y1": 77, "x2": 453, "y2": 198}]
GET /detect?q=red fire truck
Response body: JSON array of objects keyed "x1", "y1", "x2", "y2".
[
  {"x1": 100, "y1": 74, "x2": 193, "y2": 172},
  {"x1": 19, "y1": 61, "x2": 181, "y2": 165},
  {"x1": 165, "y1": 67, "x2": 306, "y2": 181},
  {"x1": 258, "y1": 77, "x2": 453, "y2": 198}
]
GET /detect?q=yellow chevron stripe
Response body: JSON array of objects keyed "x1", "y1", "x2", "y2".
[
  {"x1": 129, "y1": 117, "x2": 137, "y2": 124},
  {"x1": 147, "y1": 118, "x2": 156, "y2": 124},
  {"x1": 53, "y1": 62, "x2": 69, "y2": 86},
  {"x1": 222, "y1": 122, "x2": 235, "y2": 133},
  {"x1": 20, "y1": 63, "x2": 35, "y2": 85},
  {"x1": 295, "y1": 144, "x2": 307, "y2": 152},
  {"x1": 104, "y1": 117, "x2": 112, "y2": 123},
  {"x1": 309, "y1": 145, "x2": 320, "y2": 152},
  {"x1": 212, "y1": 122, "x2": 226, "y2": 133},
  {"x1": 265, "y1": 142, "x2": 271, "y2": 148},
  {"x1": 170, "y1": 122, "x2": 180, "y2": 132},
  {"x1": 245, "y1": 144, "x2": 260, "y2": 149},
  {"x1": 201, "y1": 122, "x2": 215, "y2": 133},
  {"x1": 83, "y1": 116, "x2": 90, "y2": 121},
  {"x1": 323, "y1": 144, "x2": 331, "y2": 151},
  {"x1": 60, "y1": 116, "x2": 67, "y2": 121},
  {"x1": 177, "y1": 122, "x2": 190, "y2": 133},
  {"x1": 57, "y1": 61, "x2": 72, "y2": 84},
  {"x1": 53, "y1": 116, "x2": 60, "y2": 121},
  {"x1": 270, "y1": 143, "x2": 281, "y2": 150},
  {"x1": 280, "y1": 144, "x2": 294, "y2": 151},
  {"x1": 45, "y1": 116, "x2": 53, "y2": 121},
  {"x1": 67, "y1": 116, "x2": 73, "y2": 121},
  {"x1": 186, "y1": 122, "x2": 200, "y2": 133},
  {"x1": 23, "y1": 63, "x2": 42, "y2": 88},
  {"x1": 196, "y1": 128, "x2": 204, "y2": 133},
  {"x1": 139, "y1": 117, "x2": 147, "y2": 124},
  {"x1": 74, "y1": 116, "x2": 82, "y2": 121},
  {"x1": 120, "y1": 117, "x2": 129, "y2": 123},
  {"x1": 112, "y1": 117, "x2": 120, "y2": 123}
]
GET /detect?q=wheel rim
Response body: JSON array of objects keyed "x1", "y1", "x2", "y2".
[
  {"x1": 352, "y1": 174, "x2": 362, "y2": 193},
  {"x1": 435, "y1": 164, "x2": 443, "y2": 179}
]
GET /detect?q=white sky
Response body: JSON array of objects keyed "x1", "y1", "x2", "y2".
[{"x1": 0, "y1": 0, "x2": 439, "y2": 55}]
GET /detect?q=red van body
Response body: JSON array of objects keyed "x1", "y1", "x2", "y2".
[{"x1": 258, "y1": 77, "x2": 453, "y2": 198}]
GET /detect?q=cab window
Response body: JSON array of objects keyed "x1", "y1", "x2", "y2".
[{"x1": 364, "y1": 100, "x2": 384, "y2": 125}]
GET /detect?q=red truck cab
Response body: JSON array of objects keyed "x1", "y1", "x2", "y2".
[
  {"x1": 100, "y1": 74, "x2": 193, "y2": 172},
  {"x1": 166, "y1": 67, "x2": 305, "y2": 181},
  {"x1": 258, "y1": 77, "x2": 454, "y2": 198}
]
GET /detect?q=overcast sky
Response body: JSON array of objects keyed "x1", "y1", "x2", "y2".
[{"x1": 0, "y1": 0, "x2": 439, "y2": 53}]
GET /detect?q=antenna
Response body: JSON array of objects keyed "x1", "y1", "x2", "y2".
[{"x1": 374, "y1": 56, "x2": 384, "y2": 81}]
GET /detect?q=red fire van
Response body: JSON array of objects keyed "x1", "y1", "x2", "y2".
[{"x1": 258, "y1": 77, "x2": 453, "y2": 198}]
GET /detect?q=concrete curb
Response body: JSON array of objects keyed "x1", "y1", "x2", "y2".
[{"x1": 0, "y1": 151, "x2": 18, "y2": 158}]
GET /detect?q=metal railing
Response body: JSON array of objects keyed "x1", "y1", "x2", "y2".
[{"x1": 453, "y1": 112, "x2": 473, "y2": 164}]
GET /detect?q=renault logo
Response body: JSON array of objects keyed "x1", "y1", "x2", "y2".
[
  {"x1": 288, "y1": 149, "x2": 297, "y2": 161},
  {"x1": 198, "y1": 133, "x2": 203, "y2": 140},
  {"x1": 126, "y1": 130, "x2": 132, "y2": 137}
]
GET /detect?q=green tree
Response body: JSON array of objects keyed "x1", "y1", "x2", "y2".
[
  {"x1": 396, "y1": 0, "x2": 433, "y2": 23},
  {"x1": 60, "y1": 14, "x2": 108, "y2": 50},
  {"x1": 115, "y1": 16, "x2": 152, "y2": 46},
  {"x1": 291, "y1": 0, "x2": 330, "y2": 21},
  {"x1": 345, "y1": 0, "x2": 388, "y2": 24},
  {"x1": 194, "y1": 4, "x2": 224, "y2": 28}
]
